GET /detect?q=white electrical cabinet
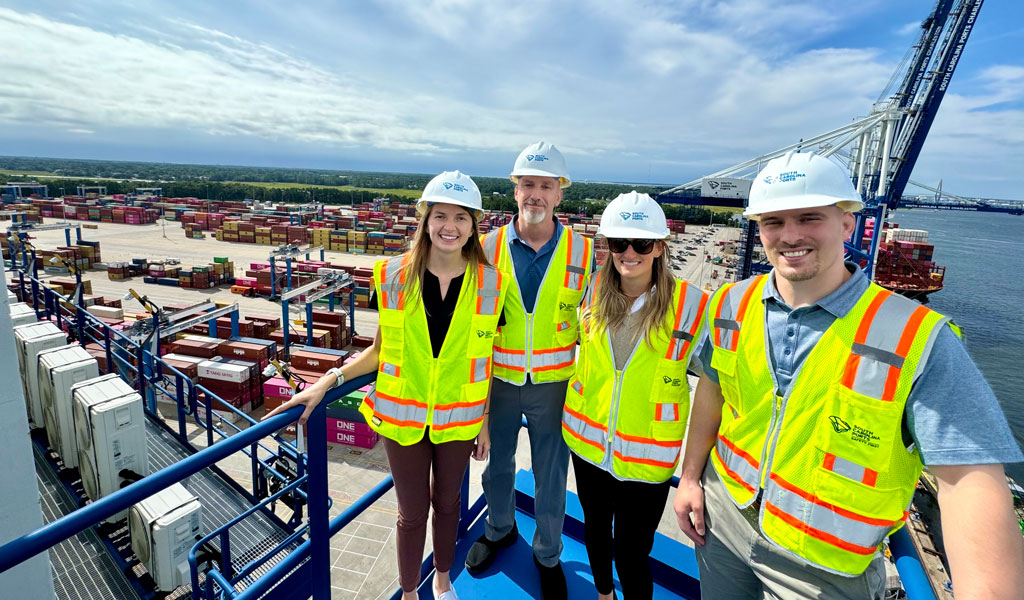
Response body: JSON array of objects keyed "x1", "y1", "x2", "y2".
[
  {"x1": 9, "y1": 302, "x2": 37, "y2": 327},
  {"x1": 38, "y1": 344, "x2": 99, "y2": 470},
  {"x1": 14, "y1": 322, "x2": 68, "y2": 428},
  {"x1": 72, "y1": 374, "x2": 148, "y2": 518},
  {"x1": 129, "y1": 483, "x2": 203, "y2": 592}
]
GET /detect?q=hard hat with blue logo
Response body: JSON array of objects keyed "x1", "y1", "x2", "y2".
[
  {"x1": 744, "y1": 151, "x2": 864, "y2": 220},
  {"x1": 598, "y1": 191, "x2": 670, "y2": 239},
  {"x1": 510, "y1": 141, "x2": 571, "y2": 188},
  {"x1": 416, "y1": 170, "x2": 484, "y2": 220}
]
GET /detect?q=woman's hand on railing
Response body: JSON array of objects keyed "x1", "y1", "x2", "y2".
[{"x1": 262, "y1": 377, "x2": 330, "y2": 427}]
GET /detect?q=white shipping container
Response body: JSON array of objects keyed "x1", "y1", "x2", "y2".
[
  {"x1": 87, "y1": 305, "x2": 125, "y2": 320},
  {"x1": 182, "y1": 335, "x2": 222, "y2": 345},
  {"x1": 198, "y1": 360, "x2": 249, "y2": 383},
  {"x1": 886, "y1": 228, "x2": 929, "y2": 243}
]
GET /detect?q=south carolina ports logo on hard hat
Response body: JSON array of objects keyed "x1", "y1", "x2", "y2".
[
  {"x1": 526, "y1": 154, "x2": 548, "y2": 162},
  {"x1": 619, "y1": 211, "x2": 650, "y2": 221},
  {"x1": 443, "y1": 182, "x2": 469, "y2": 192},
  {"x1": 763, "y1": 171, "x2": 806, "y2": 185}
]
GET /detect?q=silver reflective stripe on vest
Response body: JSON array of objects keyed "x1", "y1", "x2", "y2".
[
  {"x1": 494, "y1": 347, "x2": 526, "y2": 371},
  {"x1": 825, "y1": 454, "x2": 872, "y2": 484},
  {"x1": 713, "y1": 277, "x2": 758, "y2": 350},
  {"x1": 657, "y1": 403, "x2": 677, "y2": 421},
  {"x1": 470, "y1": 358, "x2": 489, "y2": 383},
  {"x1": 532, "y1": 344, "x2": 576, "y2": 371},
  {"x1": 612, "y1": 433, "x2": 680, "y2": 467},
  {"x1": 477, "y1": 266, "x2": 502, "y2": 316},
  {"x1": 380, "y1": 362, "x2": 400, "y2": 377},
  {"x1": 846, "y1": 293, "x2": 923, "y2": 399},
  {"x1": 380, "y1": 256, "x2": 407, "y2": 310},
  {"x1": 482, "y1": 229, "x2": 503, "y2": 265},
  {"x1": 367, "y1": 386, "x2": 427, "y2": 426},
  {"x1": 764, "y1": 475, "x2": 893, "y2": 555},
  {"x1": 433, "y1": 401, "x2": 486, "y2": 429},
  {"x1": 715, "y1": 436, "x2": 759, "y2": 493},
  {"x1": 562, "y1": 406, "x2": 605, "y2": 450},
  {"x1": 666, "y1": 284, "x2": 705, "y2": 361},
  {"x1": 565, "y1": 231, "x2": 589, "y2": 291}
]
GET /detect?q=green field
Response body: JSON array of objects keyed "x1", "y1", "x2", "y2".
[
  {"x1": 227, "y1": 181, "x2": 422, "y2": 198},
  {"x1": 0, "y1": 168, "x2": 62, "y2": 177}
]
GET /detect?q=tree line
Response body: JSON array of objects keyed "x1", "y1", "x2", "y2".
[{"x1": 0, "y1": 157, "x2": 734, "y2": 224}]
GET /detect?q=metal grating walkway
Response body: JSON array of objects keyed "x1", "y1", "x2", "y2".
[
  {"x1": 34, "y1": 418, "x2": 301, "y2": 599},
  {"x1": 144, "y1": 419, "x2": 300, "y2": 590},
  {"x1": 36, "y1": 449, "x2": 137, "y2": 600}
]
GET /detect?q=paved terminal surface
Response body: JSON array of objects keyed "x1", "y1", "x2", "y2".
[{"x1": 24, "y1": 220, "x2": 741, "y2": 599}]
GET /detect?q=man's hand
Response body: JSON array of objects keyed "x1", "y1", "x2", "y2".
[{"x1": 674, "y1": 477, "x2": 708, "y2": 546}]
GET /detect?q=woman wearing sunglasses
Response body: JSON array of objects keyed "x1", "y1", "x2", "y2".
[
  {"x1": 562, "y1": 191, "x2": 709, "y2": 599},
  {"x1": 265, "y1": 171, "x2": 509, "y2": 600}
]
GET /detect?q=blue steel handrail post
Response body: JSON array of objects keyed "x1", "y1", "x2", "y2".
[
  {"x1": 307, "y1": 388, "x2": 331, "y2": 599},
  {"x1": 74, "y1": 305, "x2": 85, "y2": 355},
  {"x1": 102, "y1": 326, "x2": 113, "y2": 372}
]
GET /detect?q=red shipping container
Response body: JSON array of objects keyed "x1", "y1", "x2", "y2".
[
  {"x1": 169, "y1": 339, "x2": 222, "y2": 358},
  {"x1": 217, "y1": 341, "x2": 270, "y2": 367},
  {"x1": 290, "y1": 349, "x2": 344, "y2": 372}
]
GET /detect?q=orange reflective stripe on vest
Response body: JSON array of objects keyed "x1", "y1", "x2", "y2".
[{"x1": 764, "y1": 472, "x2": 902, "y2": 556}]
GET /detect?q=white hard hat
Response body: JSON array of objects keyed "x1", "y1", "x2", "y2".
[
  {"x1": 598, "y1": 191, "x2": 670, "y2": 239},
  {"x1": 510, "y1": 141, "x2": 571, "y2": 188},
  {"x1": 416, "y1": 170, "x2": 484, "y2": 220},
  {"x1": 744, "y1": 151, "x2": 863, "y2": 220}
]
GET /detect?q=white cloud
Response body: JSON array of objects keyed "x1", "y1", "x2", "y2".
[
  {"x1": 896, "y1": 20, "x2": 921, "y2": 36},
  {"x1": 0, "y1": 2, "x2": 1019, "y2": 197}
]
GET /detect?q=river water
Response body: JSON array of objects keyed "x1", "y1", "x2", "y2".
[{"x1": 888, "y1": 209, "x2": 1024, "y2": 482}]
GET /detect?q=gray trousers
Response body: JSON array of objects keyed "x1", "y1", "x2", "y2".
[
  {"x1": 482, "y1": 377, "x2": 569, "y2": 567},
  {"x1": 696, "y1": 464, "x2": 886, "y2": 600}
]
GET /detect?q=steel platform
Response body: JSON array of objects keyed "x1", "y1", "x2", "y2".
[
  {"x1": 425, "y1": 470, "x2": 701, "y2": 599},
  {"x1": 33, "y1": 416, "x2": 300, "y2": 599}
]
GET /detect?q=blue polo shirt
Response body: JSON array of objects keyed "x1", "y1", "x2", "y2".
[
  {"x1": 507, "y1": 215, "x2": 563, "y2": 313},
  {"x1": 699, "y1": 263, "x2": 1023, "y2": 466}
]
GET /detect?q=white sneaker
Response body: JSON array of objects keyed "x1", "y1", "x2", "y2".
[{"x1": 433, "y1": 583, "x2": 459, "y2": 600}]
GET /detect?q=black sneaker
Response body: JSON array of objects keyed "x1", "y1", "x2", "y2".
[
  {"x1": 533, "y1": 555, "x2": 567, "y2": 600},
  {"x1": 465, "y1": 522, "x2": 519, "y2": 575}
]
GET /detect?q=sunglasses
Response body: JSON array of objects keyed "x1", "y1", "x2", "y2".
[{"x1": 607, "y1": 238, "x2": 657, "y2": 255}]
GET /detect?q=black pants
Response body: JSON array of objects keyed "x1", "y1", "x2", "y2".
[{"x1": 571, "y1": 453, "x2": 671, "y2": 599}]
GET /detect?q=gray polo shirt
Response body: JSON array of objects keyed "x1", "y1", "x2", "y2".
[{"x1": 699, "y1": 263, "x2": 1023, "y2": 466}]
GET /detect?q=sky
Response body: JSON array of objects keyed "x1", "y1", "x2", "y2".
[{"x1": 1, "y1": 1, "x2": 1022, "y2": 199}]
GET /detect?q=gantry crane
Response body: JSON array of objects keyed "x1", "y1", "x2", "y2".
[{"x1": 660, "y1": 0, "x2": 985, "y2": 279}]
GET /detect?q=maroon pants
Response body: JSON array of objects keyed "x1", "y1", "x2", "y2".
[{"x1": 384, "y1": 434, "x2": 476, "y2": 593}]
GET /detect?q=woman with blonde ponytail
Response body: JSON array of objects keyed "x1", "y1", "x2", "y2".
[{"x1": 562, "y1": 192, "x2": 709, "y2": 599}]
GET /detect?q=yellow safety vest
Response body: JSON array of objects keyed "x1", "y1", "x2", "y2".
[
  {"x1": 359, "y1": 255, "x2": 509, "y2": 445},
  {"x1": 563, "y1": 277, "x2": 708, "y2": 482},
  {"x1": 481, "y1": 224, "x2": 593, "y2": 384},
  {"x1": 708, "y1": 275, "x2": 951, "y2": 576}
]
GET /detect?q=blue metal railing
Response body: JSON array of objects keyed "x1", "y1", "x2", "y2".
[
  {"x1": 4, "y1": 272, "x2": 939, "y2": 600},
  {"x1": 0, "y1": 405, "x2": 304, "y2": 573}
]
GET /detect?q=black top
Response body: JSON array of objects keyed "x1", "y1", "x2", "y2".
[{"x1": 369, "y1": 269, "x2": 505, "y2": 358}]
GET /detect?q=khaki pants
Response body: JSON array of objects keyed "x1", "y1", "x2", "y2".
[{"x1": 696, "y1": 464, "x2": 886, "y2": 600}]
